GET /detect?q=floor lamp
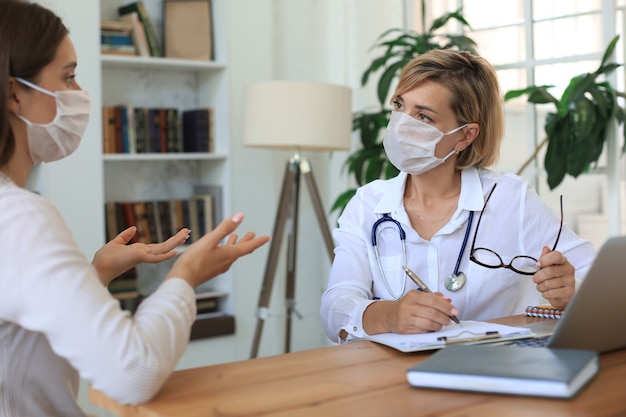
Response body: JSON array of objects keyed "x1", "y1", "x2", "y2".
[{"x1": 243, "y1": 80, "x2": 352, "y2": 358}]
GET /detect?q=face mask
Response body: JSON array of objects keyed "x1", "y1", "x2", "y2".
[
  {"x1": 383, "y1": 111, "x2": 467, "y2": 175},
  {"x1": 15, "y1": 77, "x2": 91, "y2": 164}
]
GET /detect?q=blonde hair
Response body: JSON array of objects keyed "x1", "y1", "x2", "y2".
[{"x1": 392, "y1": 49, "x2": 504, "y2": 168}]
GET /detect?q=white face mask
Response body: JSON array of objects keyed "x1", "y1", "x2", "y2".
[
  {"x1": 383, "y1": 111, "x2": 467, "y2": 175},
  {"x1": 15, "y1": 77, "x2": 91, "y2": 164}
]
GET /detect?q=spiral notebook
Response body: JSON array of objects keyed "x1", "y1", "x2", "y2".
[{"x1": 525, "y1": 305, "x2": 565, "y2": 319}]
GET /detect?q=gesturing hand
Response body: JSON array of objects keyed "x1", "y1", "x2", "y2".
[
  {"x1": 92, "y1": 226, "x2": 190, "y2": 286},
  {"x1": 166, "y1": 213, "x2": 271, "y2": 287}
]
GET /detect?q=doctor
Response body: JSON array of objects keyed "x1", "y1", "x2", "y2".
[{"x1": 320, "y1": 49, "x2": 596, "y2": 343}]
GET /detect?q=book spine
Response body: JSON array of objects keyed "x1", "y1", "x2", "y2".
[
  {"x1": 118, "y1": 2, "x2": 162, "y2": 57},
  {"x1": 119, "y1": 12, "x2": 150, "y2": 57}
]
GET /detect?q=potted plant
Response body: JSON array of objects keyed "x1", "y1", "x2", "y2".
[
  {"x1": 331, "y1": 2, "x2": 477, "y2": 215},
  {"x1": 504, "y1": 35, "x2": 626, "y2": 189}
]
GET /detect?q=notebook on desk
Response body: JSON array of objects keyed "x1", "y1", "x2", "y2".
[{"x1": 503, "y1": 235, "x2": 626, "y2": 353}]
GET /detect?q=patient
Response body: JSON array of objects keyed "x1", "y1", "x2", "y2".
[{"x1": 0, "y1": 1, "x2": 270, "y2": 415}]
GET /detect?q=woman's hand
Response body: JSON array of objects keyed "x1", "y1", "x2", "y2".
[
  {"x1": 92, "y1": 227, "x2": 190, "y2": 286},
  {"x1": 534, "y1": 246, "x2": 576, "y2": 308},
  {"x1": 363, "y1": 291, "x2": 458, "y2": 335},
  {"x1": 166, "y1": 213, "x2": 270, "y2": 287}
]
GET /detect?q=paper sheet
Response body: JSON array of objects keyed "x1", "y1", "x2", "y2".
[{"x1": 354, "y1": 320, "x2": 532, "y2": 352}]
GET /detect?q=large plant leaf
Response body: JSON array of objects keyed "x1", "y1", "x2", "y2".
[
  {"x1": 595, "y1": 62, "x2": 621, "y2": 76},
  {"x1": 600, "y1": 35, "x2": 620, "y2": 67},
  {"x1": 377, "y1": 60, "x2": 410, "y2": 105},
  {"x1": 330, "y1": 189, "x2": 357, "y2": 216},
  {"x1": 586, "y1": 122, "x2": 607, "y2": 165},
  {"x1": 441, "y1": 35, "x2": 478, "y2": 54},
  {"x1": 504, "y1": 86, "x2": 557, "y2": 105},
  {"x1": 588, "y1": 84, "x2": 614, "y2": 120},
  {"x1": 544, "y1": 116, "x2": 570, "y2": 189},
  {"x1": 364, "y1": 151, "x2": 386, "y2": 183},
  {"x1": 557, "y1": 73, "x2": 596, "y2": 116},
  {"x1": 567, "y1": 105, "x2": 597, "y2": 177},
  {"x1": 429, "y1": 9, "x2": 470, "y2": 32},
  {"x1": 570, "y1": 97, "x2": 597, "y2": 140}
]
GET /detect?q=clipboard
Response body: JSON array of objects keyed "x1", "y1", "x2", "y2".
[{"x1": 349, "y1": 321, "x2": 533, "y2": 353}]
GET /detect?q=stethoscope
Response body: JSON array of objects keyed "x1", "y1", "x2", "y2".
[{"x1": 371, "y1": 211, "x2": 474, "y2": 299}]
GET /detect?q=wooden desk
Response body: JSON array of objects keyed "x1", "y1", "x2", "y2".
[{"x1": 89, "y1": 315, "x2": 626, "y2": 416}]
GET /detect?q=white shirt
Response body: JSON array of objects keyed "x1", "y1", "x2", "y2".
[
  {"x1": 320, "y1": 167, "x2": 596, "y2": 342},
  {"x1": 0, "y1": 174, "x2": 196, "y2": 416}
]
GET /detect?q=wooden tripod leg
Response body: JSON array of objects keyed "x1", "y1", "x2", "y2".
[
  {"x1": 250, "y1": 161, "x2": 298, "y2": 358},
  {"x1": 284, "y1": 160, "x2": 301, "y2": 353},
  {"x1": 300, "y1": 158, "x2": 335, "y2": 261}
]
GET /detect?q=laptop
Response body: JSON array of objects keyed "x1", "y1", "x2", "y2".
[{"x1": 506, "y1": 235, "x2": 626, "y2": 353}]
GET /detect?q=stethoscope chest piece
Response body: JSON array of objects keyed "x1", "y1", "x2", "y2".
[{"x1": 445, "y1": 272, "x2": 466, "y2": 292}]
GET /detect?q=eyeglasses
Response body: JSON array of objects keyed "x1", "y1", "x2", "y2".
[{"x1": 469, "y1": 183, "x2": 563, "y2": 276}]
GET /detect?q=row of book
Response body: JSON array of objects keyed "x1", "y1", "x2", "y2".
[
  {"x1": 105, "y1": 195, "x2": 216, "y2": 246},
  {"x1": 102, "y1": 106, "x2": 214, "y2": 154},
  {"x1": 101, "y1": 2, "x2": 160, "y2": 57},
  {"x1": 100, "y1": 20, "x2": 138, "y2": 56},
  {"x1": 101, "y1": 1, "x2": 215, "y2": 61},
  {"x1": 109, "y1": 274, "x2": 226, "y2": 317}
]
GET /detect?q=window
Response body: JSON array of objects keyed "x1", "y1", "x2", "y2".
[
  {"x1": 405, "y1": 0, "x2": 626, "y2": 243},
  {"x1": 407, "y1": 0, "x2": 622, "y2": 171}
]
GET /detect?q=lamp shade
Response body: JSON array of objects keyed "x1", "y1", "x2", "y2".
[{"x1": 243, "y1": 80, "x2": 352, "y2": 151}]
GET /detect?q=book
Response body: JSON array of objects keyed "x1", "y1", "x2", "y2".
[
  {"x1": 100, "y1": 19, "x2": 133, "y2": 33},
  {"x1": 100, "y1": 31, "x2": 134, "y2": 46},
  {"x1": 102, "y1": 106, "x2": 116, "y2": 153},
  {"x1": 182, "y1": 108, "x2": 214, "y2": 152},
  {"x1": 526, "y1": 304, "x2": 565, "y2": 319},
  {"x1": 118, "y1": 1, "x2": 162, "y2": 57},
  {"x1": 191, "y1": 193, "x2": 213, "y2": 239},
  {"x1": 163, "y1": 0, "x2": 214, "y2": 60},
  {"x1": 193, "y1": 184, "x2": 222, "y2": 227},
  {"x1": 119, "y1": 11, "x2": 150, "y2": 57},
  {"x1": 100, "y1": 44, "x2": 137, "y2": 56},
  {"x1": 407, "y1": 345, "x2": 599, "y2": 398}
]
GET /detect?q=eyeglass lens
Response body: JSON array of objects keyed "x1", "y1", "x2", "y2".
[{"x1": 470, "y1": 184, "x2": 564, "y2": 276}]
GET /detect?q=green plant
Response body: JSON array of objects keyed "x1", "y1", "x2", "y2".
[
  {"x1": 505, "y1": 35, "x2": 626, "y2": 189},
  {"x1": 331, "y1": 3, "x2": 476, "y2": 215}
]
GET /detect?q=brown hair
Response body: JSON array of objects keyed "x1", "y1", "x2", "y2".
[
  {"x1": 0, "y1": 0, "x2": 68, "y2": 168},
  {"x1": 392, "y1": 49, "x2": 504, "y2": 168}
]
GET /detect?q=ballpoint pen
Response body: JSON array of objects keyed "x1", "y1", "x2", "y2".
[{"x1": 402, "y1": 265, "x2": 461, "y2": 325}]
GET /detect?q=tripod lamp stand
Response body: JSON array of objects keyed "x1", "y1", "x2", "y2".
[{"x1": 243, "y1": 80, "x2": 352, "y2": 358}]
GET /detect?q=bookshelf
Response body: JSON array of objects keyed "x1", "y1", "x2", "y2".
[{"x1": 99, "y1": 0, "x2": 233, "y2": 329}]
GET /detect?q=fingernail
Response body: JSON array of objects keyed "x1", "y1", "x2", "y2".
[
  {"x1": 231, "y1": 213, "x2": 244, "y2": 223},
  {"x1": 451, "y1": 308, "x2": 459, "y2": 315}
]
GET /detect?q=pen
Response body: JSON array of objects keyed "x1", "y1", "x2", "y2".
[{"x1": 402, "y1": 265, "x2": 461, "y2": 325}]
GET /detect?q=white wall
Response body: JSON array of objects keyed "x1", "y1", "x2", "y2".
[{"x1": 227, "y1": 0, "x2": 405, "y2": 358}]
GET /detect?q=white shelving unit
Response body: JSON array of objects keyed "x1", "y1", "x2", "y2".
[{"x1": 99, "y1": 0, "x2": 233, "y2": 314}]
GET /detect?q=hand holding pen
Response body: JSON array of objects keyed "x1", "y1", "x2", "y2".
[{"x1": 402, "y1": 265, "x2": 461, "y2": 325}]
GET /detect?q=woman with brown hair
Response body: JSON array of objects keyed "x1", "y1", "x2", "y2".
[{"x1": 0, "y1": 1, "x2": 269, "y2": 415}]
